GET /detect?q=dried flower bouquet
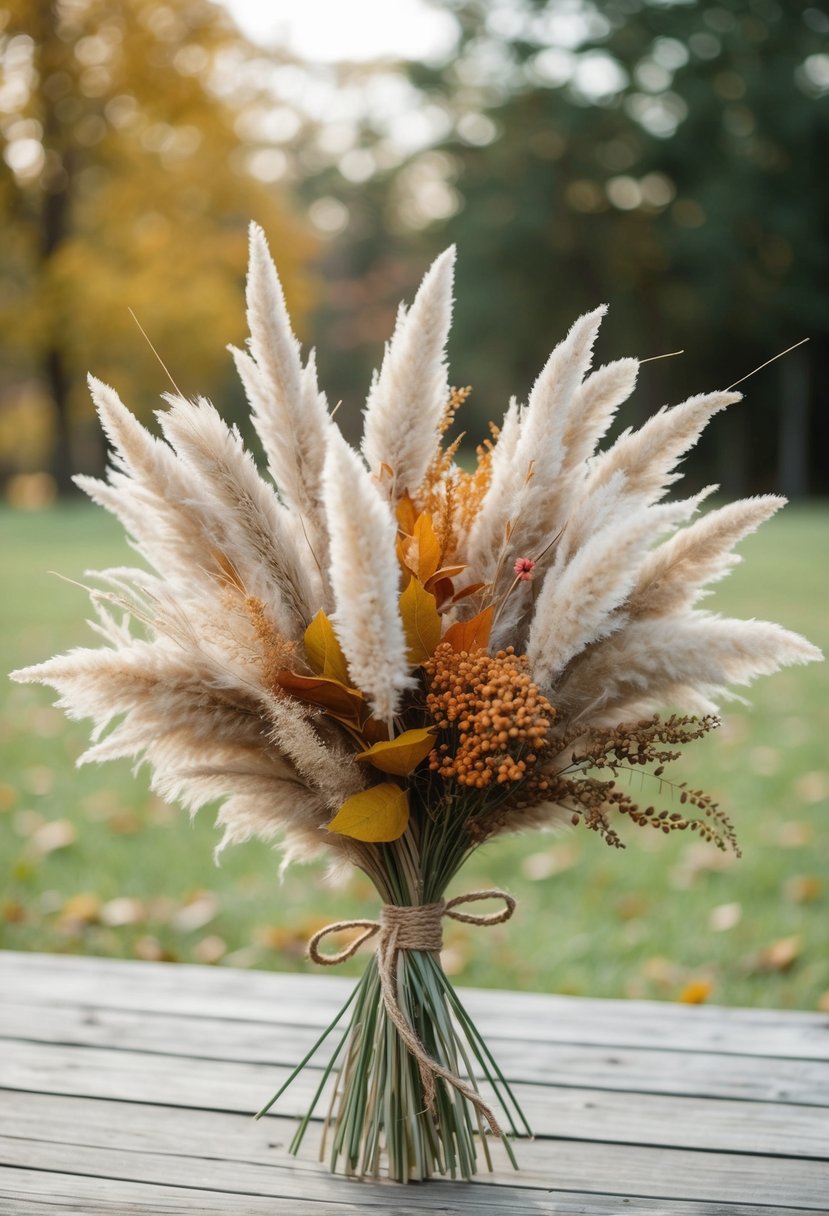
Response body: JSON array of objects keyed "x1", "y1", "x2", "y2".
[{"x1": 12, "y1": 226, "x2": 821, "y2": 1183}]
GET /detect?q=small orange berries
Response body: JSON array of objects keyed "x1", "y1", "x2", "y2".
[{"x1": 423, "y1": 643, "x2": 555, "y2": 790}]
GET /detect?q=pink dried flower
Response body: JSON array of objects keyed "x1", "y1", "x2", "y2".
[{"x1": 513, "y1": 556, "x2": 536, "y2": 582}]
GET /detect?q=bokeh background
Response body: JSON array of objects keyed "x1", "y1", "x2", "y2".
[{"x1": 1, "y1": 0, "x2": 827, "y2": 1009}]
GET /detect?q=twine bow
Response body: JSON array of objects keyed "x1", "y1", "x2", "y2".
[{"x1": 308, "y1": 890, "x2": 516, "y2": 1136}]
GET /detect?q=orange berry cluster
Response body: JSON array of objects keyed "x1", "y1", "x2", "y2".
[{"x1": 423, "y1": 643, "x2": 555, "y2": 789}]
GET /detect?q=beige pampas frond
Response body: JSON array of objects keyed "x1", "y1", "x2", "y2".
[
  {"x1": 527, "y1": 493, "x2": 710, "y2": 688},
  {"x1": 584, "y1": 390, "x2": 741, "y2": 507},
  {"x1": 234, "y1": 224, "x2": 332, "y2": 557},
  {"x1": 362, "y1": 246, "x2": 455, "y2": 496},
  {"x1": 322, "y1": 428, "x2": 412, "y2": 723},
  {"x1": 554, "y1": 613, "x2": 821, "y2": 721},
  {"x1": 628, "y1": 494, "x2": 785, "y2": 621},
  {"x1": 157, "y1": 394, "x2": 318, "y2": 633},
  {"x1": 463, "y1": 307, "x2": 606, "y2": 590}
]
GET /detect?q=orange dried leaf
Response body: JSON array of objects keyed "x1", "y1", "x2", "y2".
[
  {"x1": 304, "y1": 611, "x2": 349, "y2": 685},
  {"x1": 410, "y1": 512, "x2": 442, "y2": 583},
  {"x1": 396, "y1": 493, "x2": 418, "y2": 536},
  {"x1": 275, "y1": 670, "x2": 363, "y2": 720},
  {"x1": 399, "y1": 578, "x2": 441, "y2": 665},
  {"x1": 442, "y1": 607, "x2": 494, "y2": 654},
  {"x1": 357, "y1": 728, "x2": 435, "y2": 776},
  {"x1": 327, "y1": 783, "x2": 410, "y2": 842}
]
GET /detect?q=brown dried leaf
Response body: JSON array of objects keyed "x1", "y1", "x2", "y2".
[{"x1": 275, "y1": 670, "x2": 364, "y2": 720}]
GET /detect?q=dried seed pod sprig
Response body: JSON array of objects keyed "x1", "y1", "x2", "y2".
[{"x1": 11, "y1": 226, "x2": 822, "y2": 1184}]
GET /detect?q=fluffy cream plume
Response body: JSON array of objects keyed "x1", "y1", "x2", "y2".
[
  {"x1": 558, "y1": 391, "x2": 738, "y2": 564},
  {"x1": 584, "y1": 390, "x2": 739, "y2": 507},
  {"x1": 234, "y1": 223, "x2": 332, "y2": 555},
  {"x1": 361, "y1": 246, "x2": 455, "y2": 496},
  {"x1": 322, "y1": 428, "x2": 412, "y2": 722},
  {"x1": 527, "y1": 493, "x2": 710, "y2": 688},
  {"x1": 157, "y1": 394, "x2": 319, "y2": 625},
  {"x1": 628, "y1": 495, "x2": 785, "y2": 621},
  {"x1": 82, "y1": 378, "x2": 313, "y2": 641},
  {"x1": 463, "y1": 307, "x2": 606, "y2": 589},
  {"x1": 262, "y1": 691, "x2": 365, "y2": 811},
  {"x1": 554, "y1": 613, "x2": 822, "y2": 722},
  {"x1": 540, "y1": 358, "x2": 639, "y2": 540}
]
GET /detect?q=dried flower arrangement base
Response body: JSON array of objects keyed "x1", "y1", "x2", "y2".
[{"x1": 12, "y1": 226, "x2": 821, "y2": 1184}]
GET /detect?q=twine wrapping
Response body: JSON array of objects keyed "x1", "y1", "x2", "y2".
[{"x1": 308, "y1": 889, "x2": 516, "y2": 1136}]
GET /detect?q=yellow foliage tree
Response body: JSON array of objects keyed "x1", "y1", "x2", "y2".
[{"x1": 0, "y1": 0, "x2": 315, "y2": 492}]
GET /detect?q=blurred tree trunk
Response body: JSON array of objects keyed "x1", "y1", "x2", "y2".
[
  {"x1": 36, "y1": 0, "x2": 76, "y2": 495},
  {"x1": 777, "y1": 352, "x2": 810, "y2": 499}
]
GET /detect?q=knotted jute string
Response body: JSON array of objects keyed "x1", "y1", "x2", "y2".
[{"x1": 308, "y1": 889, "x2": 516, "y2": 1136}]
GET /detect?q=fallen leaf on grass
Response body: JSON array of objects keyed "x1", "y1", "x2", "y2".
[
  {"x1": 107, "y1": 811, "x2": 143, "y2": 835},
  {"x1": 101, "y1": 897, "x2": 146, "y2": 927},
  {"x1": 0, "y1": 784, "x2": 16, "y2": 812},
  {"x1": 171, "y1": 891, "x2": 219, "y2": 933},
  {"x1": 134, "y1": 935, "x2": 177, "y2": 962},
  {"x1": 59, "y1": 893, "x2": 101, "y2": 927},
  {"x1": 21, "y1": 766, "x2": 55, "y2": 796},
  {"x1": 818, "y1": 992, "x2": 829, "y2": 1014},
  {"x1": 30, "y1": 819, "x2": 76, "y2": 857},
  {"x1": 193, "y1": 935, "x2": 227, "y2": 964},
  {"x1": 708, "y1": 902, "x2": 742, "y2": 932},
  {"x1": 772, "y1": 821, "x2": 814, "y2": 849},
  {"x1": 794, "y1": 772, "x2": 829, "y2": 806},
  {"x1": 2, "y1": 900, "x2": 26, "y2": 923},
  {"x1": 783, "y1": 876, "x2": 822, "y2": 904},
  {"x1": 678, "y1": 978, "x2": 714, "y2": 1004},
  {"x1": 746, "y1": 935, "x2": 802, "y2": 974},
  {"x1": 615, "y1": 893, "x2": 649, "y2": 921}
]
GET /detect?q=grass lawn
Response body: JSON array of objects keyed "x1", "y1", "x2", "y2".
[{"x1": 1, "y1": 501, "x2": 827, "y2": 1009}]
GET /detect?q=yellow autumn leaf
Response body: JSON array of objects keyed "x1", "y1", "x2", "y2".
[
  {"x1": 304, "y1": 611, "x2": 350, "y2": 685},
  {"x1": 356, "y1": 728, "x2": 436, "y2": 776},
  {"x1": 409, "y1": 512, "x2": 442, "y2": 583},
  {"x1": 396, "y1": 492, "x2": 418, "y2": 537},
  {"x1": 399, "y1": 578, "x2": 441, "y2": 665},
  {"x1": 327, "y1": 784, "x2": 410, "y2": 842}
]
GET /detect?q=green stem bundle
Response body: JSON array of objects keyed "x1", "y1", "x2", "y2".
[{"x1": 257, "y1": 811, "x2": 532, "y2": 1182}]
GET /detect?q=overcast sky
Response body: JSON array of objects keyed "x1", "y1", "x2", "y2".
[{"x1": 219, "y1": 0, "x2": 457, "y2": 63}]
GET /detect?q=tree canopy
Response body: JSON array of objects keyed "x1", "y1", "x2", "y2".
[{"x1": 0, "y1": 0, "x2": 314, "y2": 491}]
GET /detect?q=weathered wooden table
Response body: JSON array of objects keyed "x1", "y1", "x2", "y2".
[{"x1": 1, "y1": 950, "x2": 827, "y2": 1213}]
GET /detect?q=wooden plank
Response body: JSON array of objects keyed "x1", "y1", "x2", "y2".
[
  {"x1": 3, "y1": 998, "x2": 828, "y2": 1107},
  {"x1": 3, "y1": 1123, "x2": 829, "y2": 1208},
  {"x1": 0, "y1": 1167, "x2": 816, "y2": 1216},
  {"x1": 4, "y1": 1088, "x2": 829, "y2": 1184},
  {"x1": 3, "y1": 1044, "x2": 828, "y2": 1159},
  {"x1": 4, "y1": 950, "x2": 828, "y2": 1059}
]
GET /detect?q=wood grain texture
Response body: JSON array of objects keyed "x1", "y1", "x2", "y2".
[{"x1": 1, "y1": 950, "x2": 827, "y2": 1213}]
